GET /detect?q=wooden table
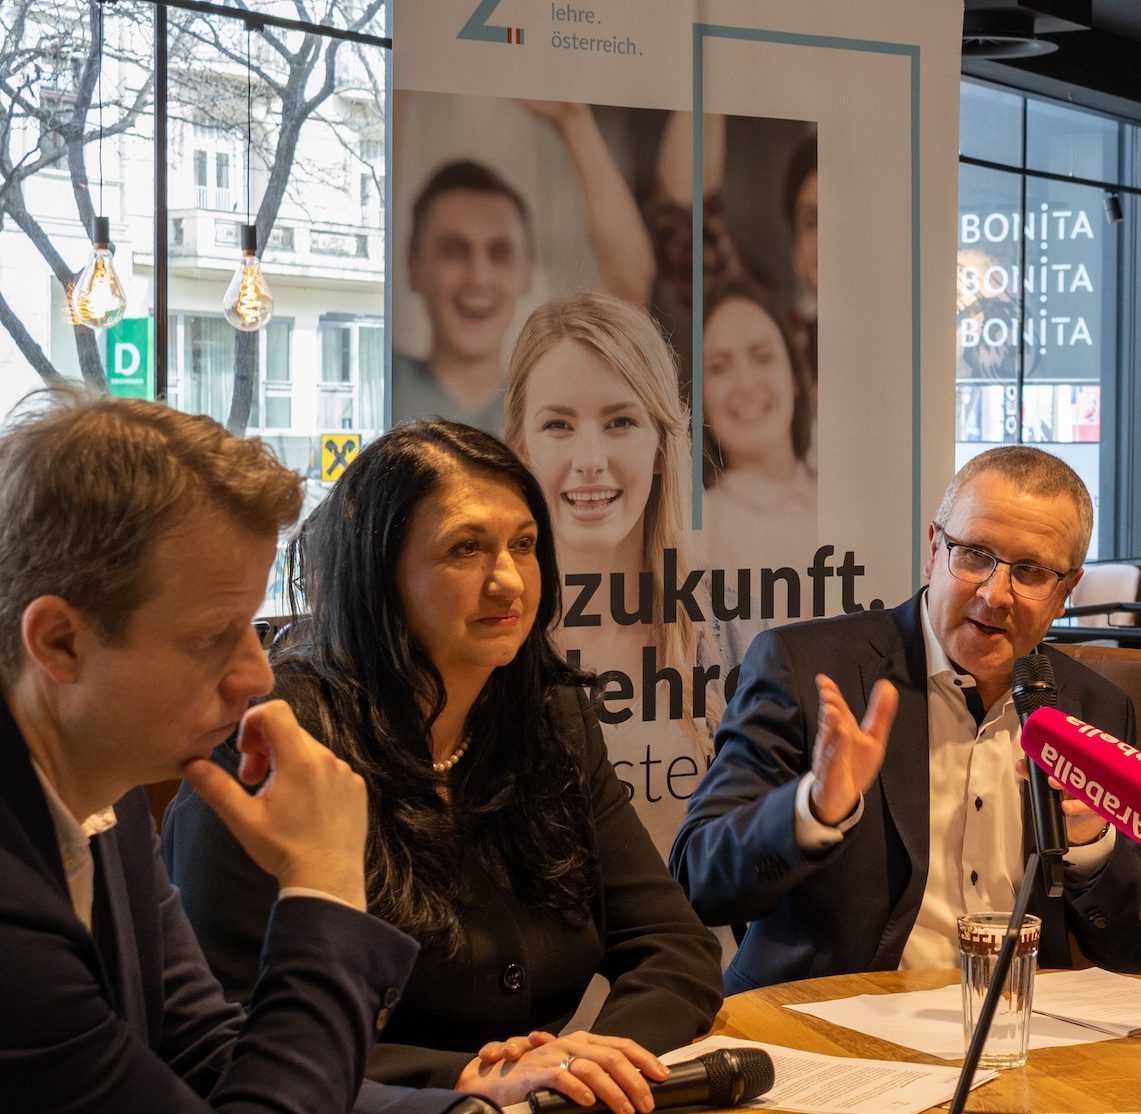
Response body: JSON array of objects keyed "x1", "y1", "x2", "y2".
[{"x1": 704, "y1": 969, "x2": 1141, "y2": 1113}]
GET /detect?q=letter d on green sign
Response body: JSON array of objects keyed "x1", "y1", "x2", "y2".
[{"x1": 106, "y1": 317, "x2": 154, "y2": 399}]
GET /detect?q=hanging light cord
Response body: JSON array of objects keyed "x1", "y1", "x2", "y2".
[
  {"x1": 97, "y1": 0, "x2": 104, "y2": 215},
  {"x1": 246, "y1": 23, "x2": 252, "y2": 227}
]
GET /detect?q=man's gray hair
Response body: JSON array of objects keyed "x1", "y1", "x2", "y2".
[{"x1": 934, "y1": 445, "x2": 1093, "y2": 568}]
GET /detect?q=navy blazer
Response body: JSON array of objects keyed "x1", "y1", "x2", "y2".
[
  {"x1": 0, "y1": 697, "x2": 464, "y2": 1114},
  {"x1": 670, "y1": 592, "x2": 1141, "y2": 993}
]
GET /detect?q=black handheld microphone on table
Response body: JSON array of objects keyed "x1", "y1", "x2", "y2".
[
  {"x1": 1011, "y1": 653, "x2": 1067, "y2": 898},
  {"x1": 524, "y1": 1048, "x2": 775, "y2": 1114}
]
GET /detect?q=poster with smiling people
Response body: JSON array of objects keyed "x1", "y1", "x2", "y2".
[{"x1": 391, "y1": 0, "x2": 961, "y2": 863}]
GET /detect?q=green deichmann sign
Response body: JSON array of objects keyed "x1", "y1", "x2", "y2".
[{"x1": 106, "y1": 317, "x2": 153, "y2": 399}]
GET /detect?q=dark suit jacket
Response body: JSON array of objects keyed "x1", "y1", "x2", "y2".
[
  {"x1": 164, "y1": 684, "x2": 724, "y2": 1089},
  {"x1": 670, "y1": 592, "x2": 1141, "y2": 994},
  {"x1": 0, "y1": 697, "x2": 464, "y2": 1114}
]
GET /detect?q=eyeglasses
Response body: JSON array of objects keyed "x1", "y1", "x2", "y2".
[{"x1": 937, "y1": 529, "x2": 1071, "y2": 601}]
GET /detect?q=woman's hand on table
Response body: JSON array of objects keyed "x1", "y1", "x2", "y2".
[{"x1": 456, "y1": 1030, "x2": 669, "y2": 1113}]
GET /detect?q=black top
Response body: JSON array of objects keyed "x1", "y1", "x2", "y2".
[{"x1": 163, "y1": 681, "x2": 723, "y2": 1089}]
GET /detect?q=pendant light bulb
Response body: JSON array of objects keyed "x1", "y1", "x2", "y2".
[
  {"x1": 223, "y1": 224, "x2": 274, "y2": 332},
  {"x1": 72, "y1": 216, "x2": 127, "y2": 329}
]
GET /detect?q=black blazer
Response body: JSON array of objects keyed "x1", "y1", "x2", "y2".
[
  {"x1": 0, "y1": 696, "x2": 463, "y2": 1114},
  {"x1": 670, "y1": 592, "x2": 1141, "y2": 993},
  {"x1": 164, "y1": 684, "x2": 724, "y2": 1089}
]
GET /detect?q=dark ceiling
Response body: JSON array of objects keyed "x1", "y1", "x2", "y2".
[{"x1": 962, "y1": 1, "x2": 1141, "y2": 120}]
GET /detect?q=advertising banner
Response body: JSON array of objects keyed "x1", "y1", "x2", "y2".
[{"x1": 391, "y1": 0, "x2": 961, "y2": 860}]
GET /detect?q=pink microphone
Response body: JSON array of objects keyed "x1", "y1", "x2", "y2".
[{"x1": 1021, "y1": 706, "x2": 1141, "y2": 844}]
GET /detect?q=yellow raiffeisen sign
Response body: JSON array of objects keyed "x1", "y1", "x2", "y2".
[{"x1": 321, "y1": 433, "x2": 360, "y2": 481}]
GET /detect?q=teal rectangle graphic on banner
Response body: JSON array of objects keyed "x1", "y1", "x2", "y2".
[{"x1": 106, "y1": 317, "x2": 153, "y2": 399}]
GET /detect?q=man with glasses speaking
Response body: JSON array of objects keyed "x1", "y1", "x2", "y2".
[{"x1": 671, "y1": 446, "x2": 1141, "y2": 993}]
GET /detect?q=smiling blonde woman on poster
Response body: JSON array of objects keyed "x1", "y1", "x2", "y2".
[
  {"x1": 504, "y1": 291, "x2": 721, "y2": 861},
  {"x1": 695, "y1": 276, "x2": 817, "y2": 616}
]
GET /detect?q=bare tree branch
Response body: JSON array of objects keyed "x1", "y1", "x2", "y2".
[
  {"x1": 0, "y1": 286, "x2": 62, "y2": 382},
  {"x1": 0, "y1": 0, "x2": 144, "y2": 384}
]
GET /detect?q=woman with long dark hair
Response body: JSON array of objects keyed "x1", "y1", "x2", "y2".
[{"x1": 163, "y1": 420, "x2": 721, "y2": 1110}]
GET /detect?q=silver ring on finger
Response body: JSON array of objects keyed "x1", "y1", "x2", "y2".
[{"x1": 559, "y1": 1057, "x2": 576, "y2": 1071}]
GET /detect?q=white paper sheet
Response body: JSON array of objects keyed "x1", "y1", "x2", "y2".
[
  {"x1": 1031, "y1": 968, "x2": 1141, "y2": 1036},
  {"x1": 785, "y1": 974, "x2": 1129, "y2": 1059},
  {"x1": 661, "y1": 1034, "x2": 993, "y2": 1114}
]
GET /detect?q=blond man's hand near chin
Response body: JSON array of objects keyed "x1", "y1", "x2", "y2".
[{"x1": 182, "y1": 699, "x2": 368, "y2": 911}]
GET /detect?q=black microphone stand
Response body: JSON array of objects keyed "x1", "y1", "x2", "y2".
[
  {"x1": 1012, "y1": 653, "x2": 1068, "y2": 897},
  {"x1": 947, "y1": 851, "x2": 1039, "y2": 1114}
]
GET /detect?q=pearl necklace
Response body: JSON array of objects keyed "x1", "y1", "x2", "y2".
[{"x1": 431, "y1": 741, "x2": 469, "y2": 773}]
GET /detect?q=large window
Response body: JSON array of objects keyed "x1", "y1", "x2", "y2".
[
  {"x1": 0, "y1": 1, "x2": 389, "y2": 614},
  {"x1": 168, "y1": 314, "x2": 293, "y2": 431},
  {"x1": 0, "y1": 0, "x2": 388, "y2": 450},
  {"x1": 255, "y1": 319, "x2": 294, "y2": 431},
  {"x1": 957, "y1": 80, "x2": 1140, "y2": 559},
  {"x1": 317, "y1": 315, "x2": 384, "y2": 432}
]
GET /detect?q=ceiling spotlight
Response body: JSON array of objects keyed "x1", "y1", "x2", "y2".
[
  {"x1": 962, "y1": 9, "x2": 1059, "y2": 60},
  {"x1": 1103, "y1": 192, "x2": 1124, "y2": 226}
]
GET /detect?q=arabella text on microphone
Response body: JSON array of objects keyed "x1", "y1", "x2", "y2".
[{"x1": 1022, "y1": 705, "x2": 1141, "y2": 842}]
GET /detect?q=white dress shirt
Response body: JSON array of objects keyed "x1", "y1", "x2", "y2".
[
  {"x1": 793, "y1": 594, "x2": 1114, "y2": 969},
  {"x1": 901, "y1": 595, "x2": 1112, "y2": 968},
  {"x1": 30, "y1": 762, "x2": 351, "y2": 929},
  {"x1": 31, "y1": 760, "x2": 116, "y2": 931}
]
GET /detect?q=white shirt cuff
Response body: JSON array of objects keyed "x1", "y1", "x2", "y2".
[
  {"x1": 1063, "y1": 823, "x2": 1116, "y2": 877},
  {"x1": 279, "y1": 886, "x2": 357, "y2": 910},
  {"x1": 794, "y1": 772, "x2": 864, "y2": 851}
]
